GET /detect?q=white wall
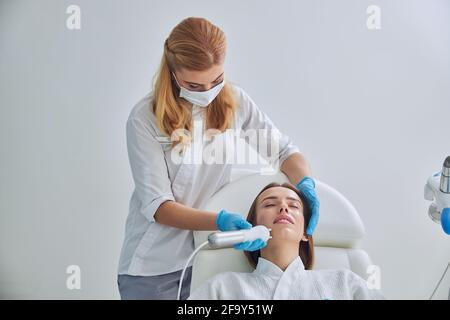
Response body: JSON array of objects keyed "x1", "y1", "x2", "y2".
[{"x1": 0, "y1": 0, "x2": 449, "y2": 299}]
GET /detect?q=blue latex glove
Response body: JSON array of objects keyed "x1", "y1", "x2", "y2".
[
  {"x1": 442, "y1": 207, "x2": 450, "y2": 235},
  {"x1": 295, "y1": 176, "x2": 320, "y2": 236},
  {"x1": 233, "y1": 239, "x2": 268, "y2": 251},
  {"x1": 216, "y1": 209, "x2": 252, "y2": 231},
  {"x1": 216, "y1": 210, "x2": 267, "y2": 251}
]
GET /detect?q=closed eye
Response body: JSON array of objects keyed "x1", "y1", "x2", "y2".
[{"x1": 265, "y1": 204, "x2": 299, "y2": 208}]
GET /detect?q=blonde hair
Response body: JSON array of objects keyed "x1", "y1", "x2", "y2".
[{"x1": 151, "y1": 17, "x2": 238, "y2": 149}]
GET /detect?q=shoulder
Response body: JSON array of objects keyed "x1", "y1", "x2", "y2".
[
  {"x1": 203, "y1": 270, "x2": 250, "y2": 284},
  {"x1": 229, "y1": 83, "x2": 257, "y2": 109},
  {"x1": 228, "y1": 83, "x2": 262, "y2": 128},
  {"x1": 307, "y1": 269, "x2": 363, "y2": 294},
  {"x1": 307, "y1": 268, "x2": 362, "y2": 284},
  {"x1": 128, "y1": 91, "x2": 153, "y2": 120},
  {"x1": 229, "y1": 83, "x2": 248, "y2": 101},
  {"x1": 126, "y1": 92, "x2": 163, "y2": 137},
  {"x1": 332, "y1": 269, "x2": 386, "y2": 299},
  {"x1": 312, "y1": 269, "x2": 383, "y2": 294}
]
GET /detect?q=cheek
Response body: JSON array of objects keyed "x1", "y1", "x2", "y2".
[
  {"x1": 256, "y1": 209, "x2": 275, "y2": 226},
  {"x1": 293, "y1": 213, "x2": 305, "y2": 232},
  {"x1": 296, "y1": 222, "x2": 304, "y2": 234}
]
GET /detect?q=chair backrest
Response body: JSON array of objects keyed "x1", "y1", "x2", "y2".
[{"x1": 191, "y1": 171, "x2": 373, "y2": 292}]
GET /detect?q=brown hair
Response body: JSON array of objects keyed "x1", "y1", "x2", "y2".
[
  {"x1": 244, "y1": 182, "x2": 315, "y2": 270},
  {"x1": 151, "y1": 17, "x2": 238, "y2": 149}
]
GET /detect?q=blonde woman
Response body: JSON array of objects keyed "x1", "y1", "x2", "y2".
[{"x1": 117, "y1": 17, "x2": 319, "y2": 300}]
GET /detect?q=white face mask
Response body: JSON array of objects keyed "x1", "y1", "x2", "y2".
[{"x1": 172, "y1": 72, "x2": 225, "y2": 107}]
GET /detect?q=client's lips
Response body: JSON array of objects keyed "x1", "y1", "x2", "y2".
[{"x1": 273, "y1": 214, "x2": 294, "y2": 224}]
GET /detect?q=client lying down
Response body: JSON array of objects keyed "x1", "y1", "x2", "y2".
[{"x1": 188, "y1": 182, "x2": 385, "y2": 300}]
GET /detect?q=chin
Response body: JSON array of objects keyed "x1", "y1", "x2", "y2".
[{"x1": 270, "y1": 227, "x2": 298, "y2": 240}]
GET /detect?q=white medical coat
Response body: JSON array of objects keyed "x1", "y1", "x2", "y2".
[
  {"x1": 118, "y1": 84, "x2": 300, "y2": 276},
  {"x1": 188, "y1": 256, "x2": 385, "y2": 300}
]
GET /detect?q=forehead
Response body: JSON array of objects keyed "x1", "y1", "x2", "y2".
[
  {"x1": 177, "y1": 64, "x2": 224, "y2": 84},
  {"x1": 257, "y1": 186, "x2": 300, "y2": 204}
]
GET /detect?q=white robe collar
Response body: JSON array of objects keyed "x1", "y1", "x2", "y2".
[{"x1": 254, "y1": 255, "x2": 305, "y2": 278}]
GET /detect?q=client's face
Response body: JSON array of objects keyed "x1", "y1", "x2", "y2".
[{"x1": 255, "y1": 187, "x2": 308, "y2": 243}]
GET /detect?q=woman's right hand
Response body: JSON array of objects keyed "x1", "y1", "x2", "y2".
[{"x1": 216, "y1": 209, "x2": 252, "y2": 231}]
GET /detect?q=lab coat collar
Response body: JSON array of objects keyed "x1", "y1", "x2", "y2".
[{"x1": 254, "y1": 256, "x2": 305, "y2": 278}]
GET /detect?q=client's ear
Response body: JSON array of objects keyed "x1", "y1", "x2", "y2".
[{"x1": 301, "y1": 234, "x2": 309, "y2": 242}]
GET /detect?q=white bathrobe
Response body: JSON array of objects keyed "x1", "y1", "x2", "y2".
[{"x1": 188, "y1": 256, "x2": 385, "y2": 300}]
